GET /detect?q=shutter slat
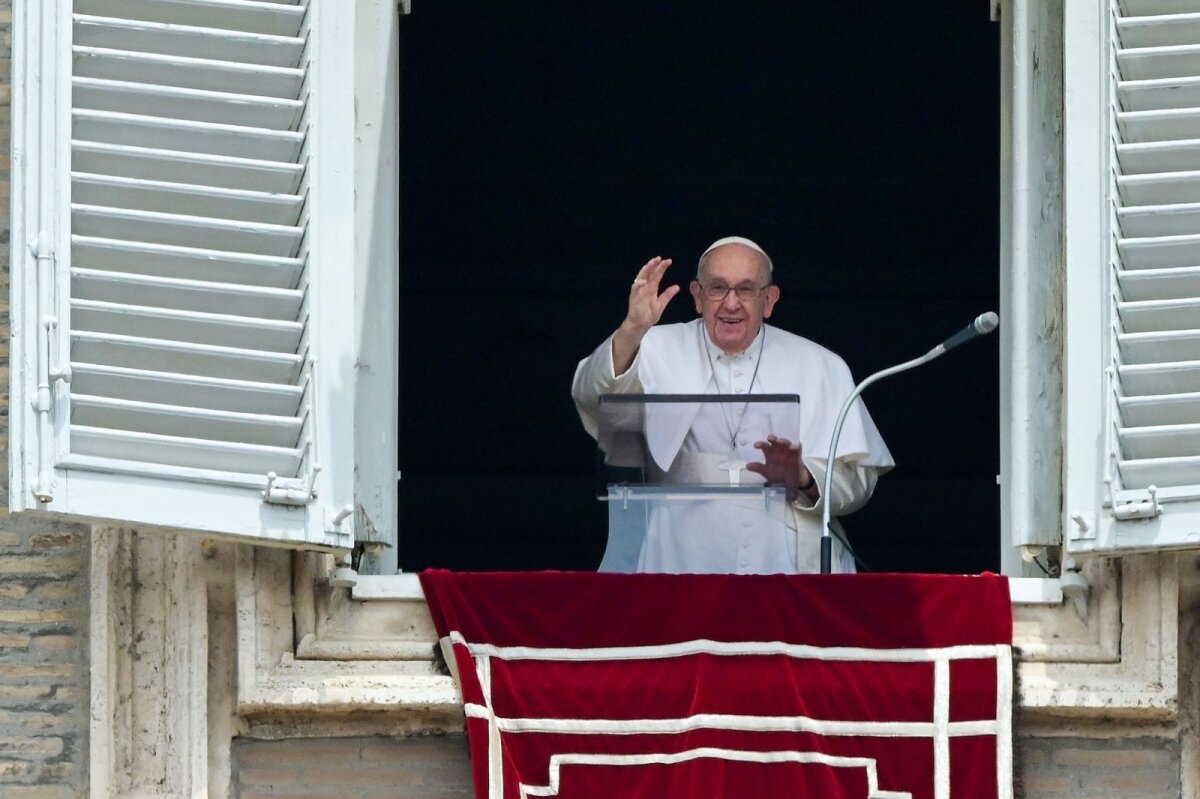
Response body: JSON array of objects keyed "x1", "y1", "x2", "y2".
[
  {"x1": 1119, "y1": 14, "x2": 1200, "y2": 49},
  {"x1": 1118, "y1": 172, "x2": 1200, "y2": 205},
  {"x1": 1117, "y1": 46, "x2": 1200, "y2": 81},
  {"x1": 1118, "y1": 76, "x2": 1200, "y2": 111},
  {"x1": 1119, "y1": 234, "x2": 1200, "y2": 269},
  {"x1": 1119, "y1": 202, "x2": 1200, "y2": 235},
  {"x1": 1119, "y1": 422, "x2": 1200, "y2": 458},
  {"x1": 72, "y1": 331, "x2": 302, "y2": 383},
  {"x1": 74, "y1": 110, "x2": 303, "y2": 162},
  {"x1": 72, "y1": 236, "x2": 302, "y2": 289},
  {"x1": 72, "y1": 394, "x2": 303, "y2": 447},
  {"x1": 72, "y1": 205, "x2": 303, "y2": 255},
  {"x1": 71, "y1": 299, "x2": 304, "y2": 352},
  {"x1": 70, "y1": 363, "x2": 304, "y2": 416},
  {"x1": 1122, "y1": 0, "x2": 1200, "y2": 19},
  {"x1": 1117, "y1": 328, "x2": 1200, "y2": 362},
  {"x1": 72, "y1": 268, "x2": 303, "y2": 320},
  {"x1": 72, "y1": 173, "x2": 302, "y2": 226},
  {"x1": 73, "y1": 46, "x2": 304, "y2": 98},
  {"x1": 1120, "y1": 392, "x2": 1200, "y2": 425},
  {"x1": 1118, "y1": 107, "x2": 1200, "y2": 142},
  {"x1": 1119, "y1": 455, "x2": 1200, "y2": 488},
  {"x1": 1117, "y1": 139, "x2": 1200, "y2": 174},
  {"x1": 73, "y1": 77, "x2": 304, "y2": 130},
  {"x1": 70, "y1": 425, "x2": 303, "y2": 475},
  {"x1": 1119, "y1": 361, "x2": 1200, "y2": 395},
  {"x1": 73, "y1": 14, "x2": 304, "y2": 67},
  {"x1": 1118, "y1": 297, "x2": 1200, "y2": 332},
  {"x1": 72, "y1": 142, "x2": 303, "y2": 194},
  {"x1": 74, "y1": 0, "x2": 306, "y2": 37},
  {"x1": 1118, "y1": 265, "x2": 1200, "y2": 300}
]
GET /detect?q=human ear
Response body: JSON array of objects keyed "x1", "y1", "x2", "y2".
[
  {"x1": 762, "y1": 284, "x2": 781, "y2": 318},
  {"x1": 690, "y1": 280, "x2": 703, "y2": 314}
]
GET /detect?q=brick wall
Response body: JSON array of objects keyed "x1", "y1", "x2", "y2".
[
  {"x1": 0, "y1": 3, "x2": 92, "y2": 796},
  {"x1": 0, "y1": 519, "x2": 89, "y2": 798},
  {"x1": 1015, "y1": 735, "x2": 1181, "y2": 798},
  {"x1": 231, "y1": 736, "x2": 475, "y2": 798}
]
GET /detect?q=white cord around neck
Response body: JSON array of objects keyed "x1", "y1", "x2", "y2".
[{"x1": 700, "y1": 326, "x2": 766, "y2": 455}]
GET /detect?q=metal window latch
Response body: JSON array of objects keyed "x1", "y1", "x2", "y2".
[
  {"x1": 262, "y1": 468, "x2": 319, "y2": 506},
  {"x1": 325, "y1": 504, "x2": 354, "y2": 533},
  {"x1": 1105, "y1": 478, "x2": 1161, "y2": 521}
]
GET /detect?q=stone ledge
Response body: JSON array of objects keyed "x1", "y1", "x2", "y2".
[{"x1": 235, "y1": 548, "x2": 463, "y2": 728}]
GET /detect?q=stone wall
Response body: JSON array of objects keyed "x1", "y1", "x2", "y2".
[
  {"x1": 1015, "y1": 735, "x2": 1181, "y2": 799},
  {"x1": 231, "y1": 736, "x2": 474, "y2": 798},
  {"x1": 0, "y1": 518, "x2": 89, "y2": 798}
]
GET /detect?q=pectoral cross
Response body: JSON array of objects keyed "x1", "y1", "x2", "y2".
[{"x1": 717, "y1": 459, "x2": 748, "y2": 486}]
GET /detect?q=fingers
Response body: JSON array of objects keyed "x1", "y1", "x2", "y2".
[
  {"x1": 655, "y1": 283, "x2": 681, "y2": 312},
  {"x1": 633, "y1": 256, "x2": 673, "y2": 288},
  {"x1": 755, "y1": 435, "x2": 801, "y2": 452}
]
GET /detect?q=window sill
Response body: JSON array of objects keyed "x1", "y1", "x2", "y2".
[
  {"x1": 342, "y1": 562, "x2": 1179, "y2": 720},
  {"x1": 352, "y1": 573, "x2": 1064, "y2": 605}
]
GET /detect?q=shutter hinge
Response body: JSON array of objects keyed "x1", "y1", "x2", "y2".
[
  {"x1": 30, "y1": 231, "x2": 65, "y2": 505},
  {"x1": 1105, "y1": 478, "x2": 1161, "y2": 521},
  {"x1": 262, "y1": 468, "x2": 319, "y2": 506}
]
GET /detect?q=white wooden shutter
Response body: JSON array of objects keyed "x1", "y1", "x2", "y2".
[
  {"x1": 1064, "y1": 0, "x2": 1200, "y2": 553},
  {"x1": 10, "y1": 0, "x2": 356, "y2": 549}
]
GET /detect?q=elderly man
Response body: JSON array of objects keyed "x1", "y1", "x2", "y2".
[{"x1": 572, "y1": 236, "x2": 893, "y2": 574}]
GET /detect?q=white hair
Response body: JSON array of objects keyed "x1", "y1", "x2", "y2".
[{"x1": 697, "y1": 236, "x2": 773, "y2": 280}]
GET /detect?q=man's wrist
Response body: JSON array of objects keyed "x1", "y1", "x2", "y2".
[{"x1": 797, "y1": 469, "x2": 814, "y2": 491}]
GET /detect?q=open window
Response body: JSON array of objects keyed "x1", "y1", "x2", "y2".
[{"x1": 10, "y1": 0, "x2": 398, "y2": 555}]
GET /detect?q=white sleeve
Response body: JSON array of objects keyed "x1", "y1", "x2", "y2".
[
  {"x1": 790, "y1": 457, "x2": 880, "y2": 516},
  {"x1": 571, "y1": 334, "x2": 645, "y2": 440}
]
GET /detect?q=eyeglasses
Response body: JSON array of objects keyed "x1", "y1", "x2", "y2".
[{"x1": 699, "y1": 282, "x2": 772, "y2": 302}]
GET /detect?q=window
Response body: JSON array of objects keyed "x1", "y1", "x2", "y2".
[
  {"x1": 1061, "y1": 0, "x2": 1200, "y2": 554},
  {"x1": 10, "y1": 0, "x2": 398, "y2": 554}
]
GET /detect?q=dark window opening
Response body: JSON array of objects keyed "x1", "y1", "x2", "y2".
[{"x1": 399, "y1": 3, "x2": 1000, "y2": 573}]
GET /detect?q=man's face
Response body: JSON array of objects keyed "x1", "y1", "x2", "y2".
[{"x1": 690, "y1": 244, "x2": 780, "y2": 353}]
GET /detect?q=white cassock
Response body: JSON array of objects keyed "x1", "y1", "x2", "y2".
[{"x1": 572, "y1": 319, "x2": 895, "y2": 574}]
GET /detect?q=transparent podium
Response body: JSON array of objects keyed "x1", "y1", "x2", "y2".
[{"x1": 594, "y1": 393, "x2": 802, "y2": 573}]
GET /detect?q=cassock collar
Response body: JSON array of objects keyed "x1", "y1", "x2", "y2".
[{"x1": 702, "y1": 325, "x2": 766, "y2": 361}]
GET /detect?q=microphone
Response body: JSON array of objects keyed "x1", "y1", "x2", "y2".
[
  {"x1": 817, "y1": 311, "x2": 1000, "y2": 574},
  {"x1": 936, "y1": 312, "x2": 1000, "y2": 355}
]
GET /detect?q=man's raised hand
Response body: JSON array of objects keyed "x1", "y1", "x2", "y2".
[
  {"x1": 625, "y1": 256, "x2": 680, "y2": 331},
  {"x1": 611, "y1": 256, "x2": 680, "y2": 375}
]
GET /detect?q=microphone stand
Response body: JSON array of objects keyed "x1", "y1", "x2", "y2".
[{"x1": 817, "y1": 313, "x2": 998, "y2": 574}]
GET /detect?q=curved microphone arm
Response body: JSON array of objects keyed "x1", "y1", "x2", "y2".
[
  {"x1": 817, "y1": 349, "x2": 943, "y2": 573},
  {"x1": 816, "y1": 311, "x2": 999, "y2": 574}
]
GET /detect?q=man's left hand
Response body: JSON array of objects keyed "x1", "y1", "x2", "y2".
[{"x1": 746, "y1": 435, "x2": 816, "y2": 501}]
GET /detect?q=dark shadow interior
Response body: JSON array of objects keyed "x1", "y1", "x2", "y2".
[{"x1": 399, "y1": 2, "x2": 1001, "y2": 574}]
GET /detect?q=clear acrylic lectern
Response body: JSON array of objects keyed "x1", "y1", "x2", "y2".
[{"x1": 594, "y1": 393, "x2": 802, "y2": 572}]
